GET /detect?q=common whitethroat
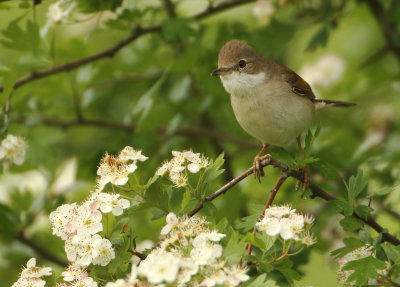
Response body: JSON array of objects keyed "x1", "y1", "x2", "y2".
[{"x1": 212, "y1": 39, "x2": 355, "y2": 191}]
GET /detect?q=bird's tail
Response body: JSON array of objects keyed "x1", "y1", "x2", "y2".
[{"x1": 313, "y1": 99, "x2": 356, "y2": 110}]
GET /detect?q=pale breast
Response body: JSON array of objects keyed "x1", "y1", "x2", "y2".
[{"x1": 230, "y1": 81, "x2": 315, "y2": 146}]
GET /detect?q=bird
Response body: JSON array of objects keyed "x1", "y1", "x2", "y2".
[{"x1": 211, "y1": 39, "x2": 355, "y2": 192}]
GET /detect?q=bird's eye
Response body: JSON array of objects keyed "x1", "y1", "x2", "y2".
[{"x1": 238, "y1": 59, "x2": 247, "y2": 68}]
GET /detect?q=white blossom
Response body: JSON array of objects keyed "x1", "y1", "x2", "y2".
[
  {"x1": 300, "y1": 54, "x2": 345, "y2": 88},
  {"x1": 138, "y1": 252, "x2": 180, "y2": 284},
  {"x1": 253, "y1": 0, "x2": 275, "y2": 26},
  {"x1": 62, "y1": 264, "x2": 87, "y2": 282},
  {"x1": 11, "y1": 258, "x2": 52, "y2": 287},
  {"x1": 224, "y1": 265, "x2": 250, "y2": 286},
  {"x1": 0, "y1": 134, "x2": 27, "y2": 167},
  {"x1": 49, "y1": 203, "x2": 78, "y2": 240},
  {"x1": 92, "y1": 236, "x2": 115, "y2": 266},
  {"x1": 75, "y1": 203, "x2": 103, "y2": 235},
  {"x1": 47, "y1": 0, "x2": 77, "y2": 24},
  {"x1": 98, "y1": 192, "x2": 130, "y2": 216},
  {"x1": 20, "y1": 258, "x2": 52, "y2": 279},
  {"x1": 200, "y1": 270, "x2": 227, "y2": 287},
  {"x1": 156, "y1": 150, "x2": 209, "y2": 187},
  {"x1": 96, "y1": 147, "x2": 147, "y2": 188}
]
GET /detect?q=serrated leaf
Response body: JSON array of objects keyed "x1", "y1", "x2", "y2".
[
  {"x1": 307, "y1": 25, "x2": 330, "y2": 51},
  {"x1": 77, "y1": 0, "x2": 122, "y2": 13},
  {"x1": 0, "y1": 203, "x2": 20, "y2": 237},
  {"x1": 162, "y1": 18, "x2": 196, "y2": 43},
  {"x1": 355, "y1": 205, "x2": 373, "y2": 220},
  {"x1": 245, "y1": 274, "x2": 267, "y2": 287},
  {"x1": 222, "y1": 229, "x2": 246, "y2": 264},
  {"x1": 382, "y1": 243, "x2": 400, "y2": 264},
  {"x1": 273, "y1": 259, "x2": 301, "y2": 284},
  {"x1": 236, "y1": 213, "x2": 259, "y2": 232},
  {"x1": 331, "y1": 237, "x2": 365, "y2": 258},
  {"x1": 343, "y1": 255, "x2": 386, "y2": 285},
  {"x1": 245, "y1": 232, "x2": 266, "y2": 250},
  {"x1": 330, "y1": 200, "x2": 353, "y2": 216},
  {"x1": 340, "y1": 216, "x2": 364, "y2": 231},
  {"x1": 310, "y1": 160, "x2": 341, "y2": 179},
  {"x1": 348, "y1": 170, "x2": 368, "y2": 199},
  {"x1": 368, "y1": 185, "x2": 400, "y2": 198}
]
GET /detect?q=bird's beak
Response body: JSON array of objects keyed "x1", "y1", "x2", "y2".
[{"x1": 211, "y1": 67, "x2": 230, "y2": 76}]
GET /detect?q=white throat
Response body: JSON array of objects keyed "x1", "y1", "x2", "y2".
[{"x1": 220, "y1": 71, "x2": 267, "y2": 94}]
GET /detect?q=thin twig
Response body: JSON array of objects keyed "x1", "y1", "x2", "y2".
[
  {"x1": 163, "y1": 0, "x2": 176, "y2": 18},
  {"x1": 365, "y1": 0, "x2": 400, "y2": 59},
  {"x1": 246, "y1": 171, "x2": 288, "y2": 256},
  {"x1": 0, "y1": 0, "x2": 254, "y2": 93},
  {"x1": 15, "y1": 115, "x2": 259, "y2": 148},
  {"x1": 187, "y1": 155, "x2": 400, "y2": 246},
  {"x1": 15, "y1": 231, "x2": 68, "y2": 267}
]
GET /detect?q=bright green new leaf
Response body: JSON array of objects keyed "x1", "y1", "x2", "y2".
[
  {"x1": 355, "y1": 205, "x2": 373, "y2": 220},
  {"x1": 343, "y1": 255, "x2": 386, "y2": 285},
  {"x1": 340, "y1": 216, "x2": 364, "y2": 232},
  {"x1": 330, "y1": 199, "x2": 353, "y2": 216},
  {"x1": 348, "y1": 170, "x2": 368, "y2": 199},
  {"x1": 331, "y1": 237, "x2": 365, "y2": 258}
]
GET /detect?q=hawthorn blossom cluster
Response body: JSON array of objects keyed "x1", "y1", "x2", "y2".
[
  {"x1": 50, "y1": 146, "x2": 146, "y2": 267},
  {"x1": 97, "y1": 146, "x2": 148, "y2": 190},
  {"x1": 252, "y1": 0, "x2": 275, "y2": 26},
  {"x1": 11, "y1": 258, "x2": 52, "y2": 287},
  {"x1": 256, "y1": 204, "x2": 316, "y2": 245},
  {"x1": 300, "y1": 54, "x2": 345, "y2": 88},
  {"x1": 57, "y1": 264, "x2": 97, "y2": 287},
  {"x1": 106, "y1": 213, "x2": 249, "y2": 287},
  {"x1": 47, "y1": 0, "x2": 77, "y2": 24},
  {"x1": 337, "y1": 246, "x2": 389, "y2": 286},
  {"x1": 156, "y1": 150, "x2": 209, "y2": 187},
  {"x1": 0, "y1": 134, "x2": 27, "y2": 168}
]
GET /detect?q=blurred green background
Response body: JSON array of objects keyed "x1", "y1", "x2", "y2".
[{"x1": 1, "y1": 0, "x2": 400, "y2": 286}]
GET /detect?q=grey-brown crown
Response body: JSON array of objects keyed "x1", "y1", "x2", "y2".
[{"x1": 217, "y1": 40, "x2": 261, "y2": 67}]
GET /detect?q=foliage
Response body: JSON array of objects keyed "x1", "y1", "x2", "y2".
[{"x1": 1, "y1": 0, "x2": 400, "y2": 286}]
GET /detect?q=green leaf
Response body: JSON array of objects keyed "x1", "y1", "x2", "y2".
[
  {"x1": 222, "y1": 229, "x2": 247, "y2": 264},
  {"x1": 382, "y1": 243, "x2": 400, "y2": 264},
  {"x1": 330, "y1": 200, "x2": 353, "y2": 216},
  {"x1": 368, "y1": 185, "x2": 400, "y2": 198},
  {"x1": 307, "y1": 25, "x2": 330, "y2": 51},
  {"x1": 355, "y1": 205, "x2": 373, "y2": 220},
  {"x1": 348, "y1": 170, "x2": 368, "y2": 199},
  {"x1": 168, "y1": 188, "x2": 183, "y2": 214},
  {"x1": 162, "y1": 18, "x2": 196, "y2": 43},
  {"x1": 77, "y1": 0, "x2": 123, "y2": 13},
  {"x1": 244, "y1": 275, "x2": 279, "y2": 287},
  {"x1": 343, "y1": 255, "x2": 386, "y2": 285},
  {"x1": 245, "y1": 232, "x2": 266, "y2": 250},
  {"x1": 331, "y1": 237, "x2": 365, "y2": 258},
  {"x1": 340, "y1": 216, "x2": 364, "y2": 232},
  {"x1": 1, "y1": 19, "x2": 40, "y2": 51},
  {"x1": 0, "y1": 203, "x2": 20, "y2": 237},
  {"x1": 273, "y1": 259, "x2": 301, "y2": 284},
  {"x1": 310, "y1": 160, "x2": 341, "y2": 179},
  {"x1": 236, "y1": 213, "x2": 259, "y2": 232},
  {"x1": 198, "y1": 153, "x2": 225, "y2": 198}
]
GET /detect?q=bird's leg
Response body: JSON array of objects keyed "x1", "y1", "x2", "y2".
[
  {"x1": 295, "y1": 136, "x2": 309, "y2": 195},
  {"x1": 253, "y1": 143, "x2": 269, "y2": 182}
]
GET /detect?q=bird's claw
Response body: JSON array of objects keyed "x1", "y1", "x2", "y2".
[
  {"x1": 295, "y1": 165, "x2": 309, "y2": 196},
  {"x1": 253, "y1": 154, "x2": 271, "y2": 183}
]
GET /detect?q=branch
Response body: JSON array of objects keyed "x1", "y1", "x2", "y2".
[
  {"x1": 0, "y1": 0, "x2": 254, "y2": 93},
  {"x1": 15, "y1": 231, "x2": 67, "y2": 267},
  {"x1": 365, "y1": 0, "x2": 400, "y2": 60},
  {"x1": 246, "y1": 171, "x2": 288, "y2": 256},
  {"x1": 15, "y1": 115, "x2": 258, "y2": 148},
  {"x1": 187, "y1": 155, "x2": 400, "y2": 246}
]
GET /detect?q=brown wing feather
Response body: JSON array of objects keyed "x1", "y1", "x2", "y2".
[{"x1": 279, "y1": 65, "x2": 316, "y2": 100}]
